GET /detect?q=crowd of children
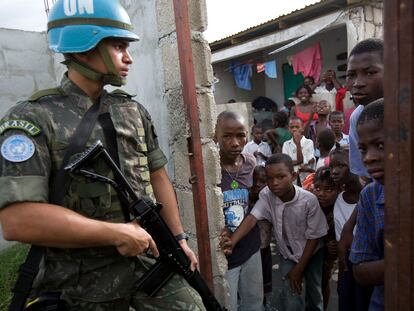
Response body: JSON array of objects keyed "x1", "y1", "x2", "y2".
[{"x1": 216, "y1": 38, "x2": 385, "y2": 311}]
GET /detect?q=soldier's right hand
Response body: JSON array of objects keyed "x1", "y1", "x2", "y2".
[{"x1": 113, "y1": 220, "x2": 159, "y2": 257}]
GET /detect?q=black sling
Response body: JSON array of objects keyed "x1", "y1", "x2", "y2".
[{"x1": 9, "y1": 98, "x2": 101, "y2": 311}]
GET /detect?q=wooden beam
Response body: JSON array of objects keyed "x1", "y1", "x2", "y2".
[
  {"x1": 384, "y1": 0, "x2": 414, "y2": 309},
  {"x1": 172, "y1": 0, "x2": 214, "y2": 291}
]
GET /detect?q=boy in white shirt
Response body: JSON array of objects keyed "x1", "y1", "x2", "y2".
[
  {"x1": 329, "y1": 111, "x2": 350, "y2": 148},
  {"x1": 243, "y1": 124, "x2": 272, "y2": 166},
  {"x1": 282, "y1": 116, "x2": 315, "y2": 184}
]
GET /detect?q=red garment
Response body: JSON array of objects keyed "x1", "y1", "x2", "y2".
[
  {"x1": 343, "y1": 106, "x2": 356, "y2": 135},
  {"x1": 302, "y1": 173, "x2": 315, "y2": 191},
  {"x1": 257, "y1": 63, "x2": 265, "y2": 73},
  {"x1": 295, "y1": 106, "x2": 318, "y2": 124},
  {"x1": 292, "y1": 43, "x2": 323, "y2": 82},
  {"x1": 335, "y1": 87, "x2": 348, "y2": 111}
]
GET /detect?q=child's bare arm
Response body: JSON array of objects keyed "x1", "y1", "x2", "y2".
[
  {"x1": 304, "y1": 103, "x2": 317, "y2": 138},
  {"x1": 353, "y1": 259, "x2": 384, "y2": 286},
  {"x1": 338, "y1": 208, "x2": 357, "y2": 271},
  {"x1": 287, "y1": 238, "x2": 319, "y2": 294},
  {"x1": 219, "y1": 214, "x2": 258, "y2": 256},
  {"x1": 292, "y1": 133, "x2": 304, "y2": 166}
]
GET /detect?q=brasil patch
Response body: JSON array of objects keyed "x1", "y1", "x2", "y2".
[
  {"x1": 0, "y1": 119, "x2": 41, "y2": 136},
  {"x1": 1, "y1": 135, "x2": 35, "y2": 163}
]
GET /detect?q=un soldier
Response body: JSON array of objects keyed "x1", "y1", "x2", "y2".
[{"x1": 0, "y1": 0, "x2": 205, "y2": 310}]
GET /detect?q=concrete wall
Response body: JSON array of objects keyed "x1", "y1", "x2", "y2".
[
  {"x1": 213, "y1": 25, "x2": 348, "y2": 108},
  {"x1": 0, "y1": 28, "x2": 57, "y2": 117}
]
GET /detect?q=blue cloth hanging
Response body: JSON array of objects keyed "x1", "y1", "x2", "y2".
[
  {"x1": 229, "y1": 61, "x2": 252, "y2": 90},
  {"x1": 264, "y1": 60, "x2": 277, "y2": 78}
]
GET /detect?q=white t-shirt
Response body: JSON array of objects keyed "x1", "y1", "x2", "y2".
[
  {"x1": 316, "y1": 156, "x2": 328, "y2": 170},
  {"x1": 333, "y1": 192, "x2": 357, "y2": 241},
  {"x1": 243, "y1": 140, "x2": 272, "y2": 166},
  {"x1": 282, "y1": 136, "x2": 315, "y2": 181},
  {"x1": 338, "y1": 133, "x2": 350, "y2": 148}
]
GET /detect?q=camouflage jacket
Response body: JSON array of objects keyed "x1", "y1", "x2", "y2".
[{"x1": 0, "y1": 75, "x2": 167, "y2": 301}]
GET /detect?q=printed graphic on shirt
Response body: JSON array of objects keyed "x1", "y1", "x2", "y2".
[{"x1": 223, "y1": 188, "x2": 249, "y2": 232}]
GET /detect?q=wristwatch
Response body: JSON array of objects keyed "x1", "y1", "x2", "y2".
[{"x1": 175, "y1": 232, "x2": 189, "y2": 241}]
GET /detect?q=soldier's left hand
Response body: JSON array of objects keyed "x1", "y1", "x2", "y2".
[{"x1": 179, "y1": 239, "x2": 198, "y2": 271}]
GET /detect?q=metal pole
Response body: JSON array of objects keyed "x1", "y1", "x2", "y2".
[{"x1": 172, "y1": 0, "x2": 214, "y2": 290}]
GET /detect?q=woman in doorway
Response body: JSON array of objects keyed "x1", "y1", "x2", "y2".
[{"x1": 291, "y1": 84, "x2": 318, "y2": 124}]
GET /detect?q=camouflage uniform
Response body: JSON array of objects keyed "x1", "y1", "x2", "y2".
[{"x1": 0, "y1": 75, "x2": 205, "y2": 311}]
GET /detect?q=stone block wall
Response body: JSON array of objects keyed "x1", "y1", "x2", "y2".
[
  {"x1": 346, "y1": 0, "x2": 383, "y2": 54},
  {"x1": 121, "y1": 0, "x2": 228, "y2": 305},
  {"x1": 155, "y1": 0, "x2": 228, "y2": 304}
]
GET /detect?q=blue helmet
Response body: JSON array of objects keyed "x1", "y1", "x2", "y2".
[{"x1": 48, "y1": 0, "x2": 139, "y2": 53}]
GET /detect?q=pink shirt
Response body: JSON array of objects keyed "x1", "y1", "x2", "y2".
[{"x1": 251, "y1": 185, "x2": 328, "y2": 262}]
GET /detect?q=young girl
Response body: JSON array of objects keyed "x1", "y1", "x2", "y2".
[
  {"x1": 312, "y1": 167, "x2": 341, "y2": 310},
  {"x1": 291, "y1": 85, "x2": 318, "y2": 124},
  {"x1": 265, "y1": 111, "x2": 292, "y2": 154},
  {"x1": 329, "y1": 144, "x2": 373, "y2": 311}
]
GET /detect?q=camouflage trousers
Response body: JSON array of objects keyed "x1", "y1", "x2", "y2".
[
  {"x1": 36, "y1": 254, "x2": 206, "y2": 311},
  {"x1": 64, "y1": 273, "x2": 205, "y2": 310}
]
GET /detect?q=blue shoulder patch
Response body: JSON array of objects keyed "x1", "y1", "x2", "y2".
[{"x1": 1, "y1": 135, "x2": 36, "y2": 163}]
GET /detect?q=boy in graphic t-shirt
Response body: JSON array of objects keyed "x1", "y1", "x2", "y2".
[{"x1": 215, "y1": 111, "x2": 263, "y2": 311}]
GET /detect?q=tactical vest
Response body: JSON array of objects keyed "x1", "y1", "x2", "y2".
[{"x1": 28, "y1": 87, "x2": 154, "y2": 265}]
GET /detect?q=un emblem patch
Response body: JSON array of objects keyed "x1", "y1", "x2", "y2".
[{"x1": 1, "y1": 135, "x2": 35, "y2": 163}]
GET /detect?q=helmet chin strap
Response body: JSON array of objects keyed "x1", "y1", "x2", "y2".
[{"x1": 62, "y1": 41, "x2": 126, "y2": 87}]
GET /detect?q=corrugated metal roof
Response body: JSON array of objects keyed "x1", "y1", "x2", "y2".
[
  {"x1": 210, "y1": 0, "x2": 326, "y2": 44},
  {"x1": 209, "y1": 0, "x2": 350, "y2": 51}
]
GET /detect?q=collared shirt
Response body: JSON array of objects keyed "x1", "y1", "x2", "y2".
[
  {"x1": 251, "y1": 185, "x2": 328, "y2": 263},
  {"x1": 349, "y1": 105, "x2": 369, "y2": 176},
  {"x1": 314, "y1": 85, "x2": 337, "y2": 94},
  {"x1": 338, "y1": 133, "x2": 350, "y2": 148},
  {"x1": 243, "y1": 140, "x2": 272, "y2": 166},
  {"x1": 282, "y1": 136, "x2": 315, "y2": 181},
  {"x1": 350, "y1": 181, "x2": 384, "y2": 310}
]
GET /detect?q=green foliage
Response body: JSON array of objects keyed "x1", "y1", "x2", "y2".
[{"x1": 0, "y1": 244, "x2": 29, "y2": 311}]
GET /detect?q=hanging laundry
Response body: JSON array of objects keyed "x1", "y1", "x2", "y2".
[
  {"x1": 257, "y1": 63, "x2": 265, "y2": 73},
  {"x1": 264, "y1": 60, "x2": 277, "y2": 78},
  {"x1": 291, "y1": 42, "x2": 322, "y2": 82},
  {"x1": 229, "y1": 61, "x2": 253, "y2": 91}
]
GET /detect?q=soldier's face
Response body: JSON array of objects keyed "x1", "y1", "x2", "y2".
[
  {"x1": 105, "y1": 39, "x2": 134, "y2": 77},
  {"x1": 81, "y1": 39, "x2": 133, "y2": 77}
]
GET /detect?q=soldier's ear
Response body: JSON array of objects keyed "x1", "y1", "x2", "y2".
[{"x1": 72, "y1": 49, "x2": 97, "y2": 63}]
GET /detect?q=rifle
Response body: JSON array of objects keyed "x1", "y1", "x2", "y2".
[{"x1": 65, "y1": 140, "x2": 225, "y2": 311}]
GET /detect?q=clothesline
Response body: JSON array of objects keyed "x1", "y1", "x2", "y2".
[{"x1": 228, "y1": 42, "x2": 322, "y2": 91}]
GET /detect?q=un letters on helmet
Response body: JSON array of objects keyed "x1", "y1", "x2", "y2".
[
  {"x1": 48, "y1": 0, "x2": 139, "y2": 53},
  {"x1": 63, "y1": 0, "x2": 94, "y2": 16}
]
